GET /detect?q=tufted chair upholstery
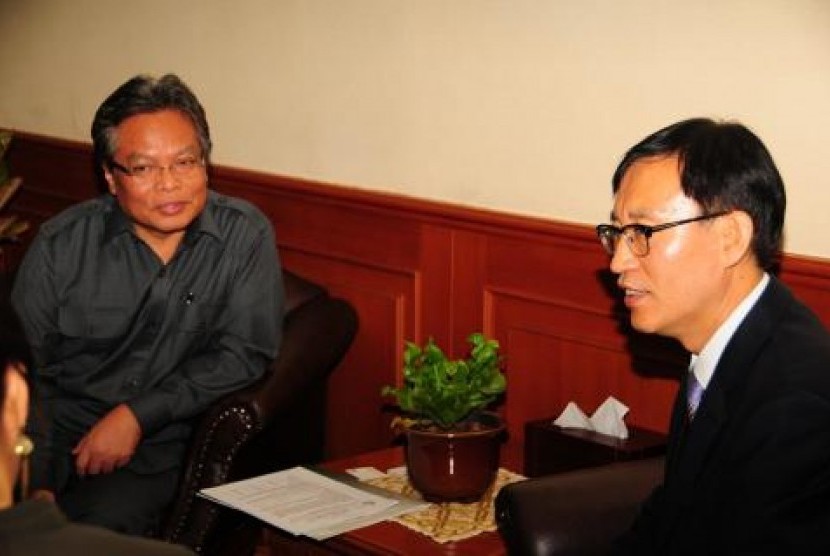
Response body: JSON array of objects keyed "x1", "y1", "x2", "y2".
[{"x1": 160, "y1": 270, "x2": 358, "y2": 555}]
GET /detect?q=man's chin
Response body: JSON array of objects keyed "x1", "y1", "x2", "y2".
[{"x1": 629, "y1": 313, "x2": 659, "y2": 335}]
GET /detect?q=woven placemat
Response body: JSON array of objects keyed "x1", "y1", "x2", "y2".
[{"x1": 364, "y1": 468, "x2": 525, "y2": 543}]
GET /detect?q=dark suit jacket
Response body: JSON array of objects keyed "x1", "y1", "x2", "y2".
[{"x1": 615, "y1": 277, "x2": 830, "y2": 555}]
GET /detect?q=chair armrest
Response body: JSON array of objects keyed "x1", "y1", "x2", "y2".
[
  {"x1": 495, "y1": 457, "x2": 663, "y2": 556},
  {"x1": 162, "y1": 293, "x2": 358, "y2": 549}
]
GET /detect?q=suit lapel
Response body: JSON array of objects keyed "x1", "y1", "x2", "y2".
[{"x1": 668, "y1": 278, "x2": 785, "y2": 496}]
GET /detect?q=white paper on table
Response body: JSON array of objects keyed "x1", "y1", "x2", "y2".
[
  {"x1": 199, "y1": 466, "x2": 427, "y2": 540},
  {"x1": 346, "y1": 466, "x2": 387, "y2": 481}
]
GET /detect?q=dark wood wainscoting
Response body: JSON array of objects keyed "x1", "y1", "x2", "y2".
[{"x1": 7, "y1": 132, "x2": 830, "y2": 460}]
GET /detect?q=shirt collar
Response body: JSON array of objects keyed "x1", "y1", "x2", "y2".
[
  {"x1": 183, "y1": 193, "x2": 222, "y2": 245},
  {"x1": 102, "y1": 195, "x2": 131, "y2": 243},
  {"x1": 690, "y1": 272, "x2": 770, "y2": 388}
]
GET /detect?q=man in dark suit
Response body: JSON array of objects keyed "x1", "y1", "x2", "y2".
[{"x1": 595, "y1": 118, "x2": 830, "y2": 554}]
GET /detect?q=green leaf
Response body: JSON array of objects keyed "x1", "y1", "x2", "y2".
[{"x1": 381, "y1": 333, "x2": 507, "y2": 429}]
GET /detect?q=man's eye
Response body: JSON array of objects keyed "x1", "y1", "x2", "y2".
[
  {"x1": 130, "y1": 164, "x2": 153, "y2": 176},
  {"x1": 175, "y1": 158, "x2": 199, "y2": 170}
]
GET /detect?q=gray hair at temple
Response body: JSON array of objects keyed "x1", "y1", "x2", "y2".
[{"x1": 91, "y1": 74, "x2": 212, "y2": 170}]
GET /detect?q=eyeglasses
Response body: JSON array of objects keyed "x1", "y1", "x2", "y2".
[
  {"x1": 596, "y1": 211, "x2": 729, "y2": 257},
  {"x1": 110, "y1": 155, "x2": 205, "y2": 183}
]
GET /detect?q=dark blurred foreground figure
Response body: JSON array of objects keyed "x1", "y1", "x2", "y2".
[
  {"x1": 596, "y1": 118, "x2": 830, "y2": 555},
  {"x1": 12, "y1": 73, "x2": 283, "y2": 534},
  {"x1": 0, "y1": 280, "x2": 194, "y2": 554}
]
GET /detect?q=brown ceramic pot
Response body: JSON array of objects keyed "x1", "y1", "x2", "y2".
[{"x1": 405, "y1": 412, "x2": 506, "y2": 503}]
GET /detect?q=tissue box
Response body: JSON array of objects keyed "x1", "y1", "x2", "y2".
[{"x1": 524, "y1": 418, "x2": 667, "y2": 477}]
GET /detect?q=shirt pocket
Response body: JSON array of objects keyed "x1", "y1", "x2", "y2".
[
  {"x1": 47, "y1": 305, "x2": 132, "y2": 369},
  {"x1": 58, "y1": 304, "x2": 131, "y2": 340}
]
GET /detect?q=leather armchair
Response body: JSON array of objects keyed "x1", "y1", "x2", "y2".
[
  {"x1": 160, "y1": 270, "x2": 358, "y2": 555},
  {"x1": 495, "y1": 457, "x2": 664, "y2": 555}
]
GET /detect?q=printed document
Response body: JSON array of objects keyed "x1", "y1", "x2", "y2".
[{"x1": 199, "y1": 466, "x2": 427, "y2": 540}]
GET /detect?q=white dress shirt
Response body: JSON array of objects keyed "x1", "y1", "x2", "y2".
[{"x1": 689, "y1": 273, "x2": 770, "y2": 389}]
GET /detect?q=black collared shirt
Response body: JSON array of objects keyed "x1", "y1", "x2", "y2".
[{"x1": 12, "y1": 190, "x2": 283, "y2": 486}]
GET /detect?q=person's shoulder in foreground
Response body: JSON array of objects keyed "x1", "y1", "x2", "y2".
[
  {"x1": 1, "y1": 499, "x2": 194, "y2": 555},
  {"x1": 0, "y1": 274, "x2": 195, "y2": 556}
]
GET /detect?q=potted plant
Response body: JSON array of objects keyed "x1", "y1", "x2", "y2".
[{"x1": 382, "y1": 332, "x2": 507, "y2": 502}]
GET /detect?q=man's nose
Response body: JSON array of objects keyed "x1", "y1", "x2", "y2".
[
  {"x1": 155, "y1": 165, "x2": 182, "y2": 190},
  {"x1": 609, "y1": 237, "x2": 638, "y2": 274}
]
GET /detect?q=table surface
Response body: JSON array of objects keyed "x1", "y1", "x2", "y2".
[{"x1": 305, "y1": 443, "x2": 523, "y2": 556}]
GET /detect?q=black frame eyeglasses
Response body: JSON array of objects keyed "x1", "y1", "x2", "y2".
[{"x1": 596, "y1": 211, "x2": 729, "y2": 257}]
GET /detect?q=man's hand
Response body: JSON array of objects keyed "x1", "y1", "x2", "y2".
[
  {"x1": 30, "y1": 489, "x2": 56, "y2": 502},
  {"x1": 73, "y1": 403, "x2": 142, "y2": 476}
]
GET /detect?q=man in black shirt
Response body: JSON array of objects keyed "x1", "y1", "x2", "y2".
[{"x1": 12, "y1": 74, "x2": 283, "y2": 535}]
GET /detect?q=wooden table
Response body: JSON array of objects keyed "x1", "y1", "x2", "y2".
[{"x1": 257, "y1": 444, "x2": 523, "y2": 555}]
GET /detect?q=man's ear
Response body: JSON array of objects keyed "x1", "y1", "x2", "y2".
[
  {"x1": 2, "y1": 365, "x2": 29, "y2": 443},
  {"x1": 103, "y1": 166, "x2": 117, "y2": 196},
  {"x1": 720, "y1": 210, "x2": 754, "y2": 267}
]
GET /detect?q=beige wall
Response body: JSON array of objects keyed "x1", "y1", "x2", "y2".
[{"x1": 1, "y1": 0, "x2": 829, "y2": 258}]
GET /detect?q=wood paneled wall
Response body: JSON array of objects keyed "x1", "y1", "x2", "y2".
[{"x1": 7, "y1": 132, "x2": 830, "y2": 460}]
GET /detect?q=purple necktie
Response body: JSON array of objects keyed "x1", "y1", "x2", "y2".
[{"x1": 687, "y1": 372, "x2": 705, "y2": 420}]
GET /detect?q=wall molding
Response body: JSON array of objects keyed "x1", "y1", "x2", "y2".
[{"x1": 8, "y1": 131, "x2": 830, "y2": 459}]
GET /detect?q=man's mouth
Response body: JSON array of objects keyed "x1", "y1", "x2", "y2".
[
  {"x1": 157, "y1": 201, "x2": 188, "y2": 215},
  {"x1": 619, "y1": 282, "x2": 649, "y2": 305}
]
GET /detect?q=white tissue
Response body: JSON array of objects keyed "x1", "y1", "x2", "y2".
[
  {"x1": 552, "y1": 401, "x2": 592, "y2": 429},
  {"x1": 552, "y1": 396, "x2": 629, "y2": 439}
]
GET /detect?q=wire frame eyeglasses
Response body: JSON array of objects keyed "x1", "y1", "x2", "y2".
[
  {"x1": 596, "y1": 211, "x2": 729, "y2": 257},
  {"x1": 109, "y1": 156, "x2": 205, "y2": 184}
]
